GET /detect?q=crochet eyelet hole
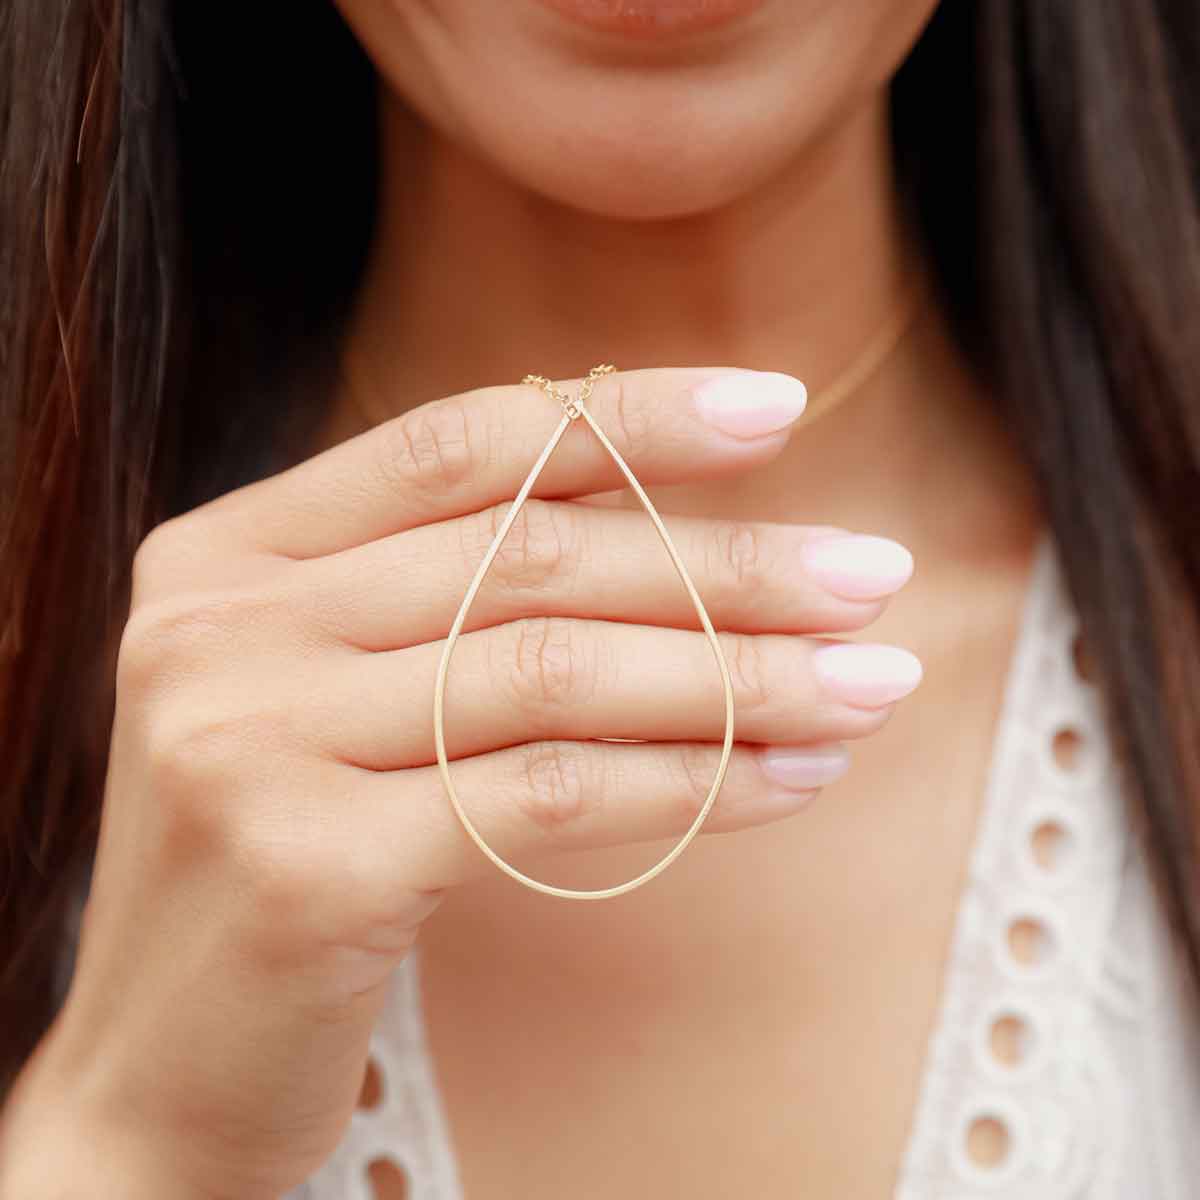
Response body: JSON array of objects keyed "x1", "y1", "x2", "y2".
[
  {"x1": 988, "y1": 1012, "x2": 1034, "y2": 1067},
  {"x1": 1071, "y1": 629, "x2": 1096, "y2": 684},
  {"x1": 965, "y1": 1114, "x2": 1011, "y2": 1168},
  {"x1": 357, "y1": 1055, "x2": 384, "y2": 1111},
  {"x1": 1030, "y1": 818, "x2": 1073, "y2": 873},
  {"x1": 1006, "y1": 915, "x2": 1055, "y2": 967},
  {"x1": 1051, "y1": 725, "x2": 1084, "y2": 771},
  {"x1": 366, "y1": 1156, "x2": 411, "y2": 1199}
]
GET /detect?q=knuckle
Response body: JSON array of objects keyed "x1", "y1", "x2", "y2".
[
  {"x1": 115, "y1": 597, "x2": 217, "y2": 695},
  {"x1": 116, "y1": 590, "x2": 283, "y2": 694},
  {"x1": 486, "y1": 499, "x2": 573, "y2": 593},
  {"x1": 115, "y1": 607, "x2": 169, "y2": 694},
  {"x1": 516, "y1": 741, "x2": 598, "y2": 833},
  {"x1": 129, "y1": 517, "x2": 193, "y2": 603},
  {"x1": 143, "y1": 708, "x2": 298, "y2": 866},
  {"x1": 456, "y1": 504, "x2": 496, "y2": 572},
  {"x1": 144, "y1": 708, "x2": 276, "y2": 799},
  {"x1": 506, "y1": 616, "x2": 596, "y2": 714},
  {"x1": 606, "y1": 372, "x2": 653, "y2": 456},
  {"x1": 722, "y1": 632, "x2": 773, "y2": 714},
  {"x1": 382, "y1": 399, "x2": 475, "y2": 493},
  {"x1": 142, "y1": 713, "x2": 256, "y2": 849},
  {"x1": 710, "y1": 521, "x2": 766, "y2": 590}
]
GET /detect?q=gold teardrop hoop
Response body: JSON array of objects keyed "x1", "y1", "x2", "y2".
[{"x1": 433, "y1": 365, "x2": 736, "y2": 900}]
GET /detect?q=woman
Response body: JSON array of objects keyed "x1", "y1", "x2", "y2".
[{"x1": 2, "y1": 0, "x2": 1199, "y2": 1195}]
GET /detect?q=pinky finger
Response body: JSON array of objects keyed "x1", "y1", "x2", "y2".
[{"x1": 373, "y1": 739, "x2": 850, "y2": 893}]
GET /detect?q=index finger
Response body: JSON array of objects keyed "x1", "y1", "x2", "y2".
[{"x1": 202, "y1": 366, "x2": 807, "y2": 558}]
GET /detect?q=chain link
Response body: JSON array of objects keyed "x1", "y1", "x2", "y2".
[{"x1": 521, "y1": 363, "x2": 616, "y2": 420}]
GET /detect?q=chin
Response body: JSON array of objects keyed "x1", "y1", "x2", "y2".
[
  {"x1": 458, "y1": 85, "x2": 823, "y2": 222},
  {"x1": 336, "y1": 0, "x2": 940, "y2": 219}
]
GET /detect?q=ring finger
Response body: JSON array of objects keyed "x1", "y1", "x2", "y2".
[{"x1": 305, "y1": 618, "x2": 922, "y2": 770}]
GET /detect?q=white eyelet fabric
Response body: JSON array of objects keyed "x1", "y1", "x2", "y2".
[
  {"x1": 287, "y1": 949, "x2": 465, "y2": 1200},
  {"x1": 292, "y1": 531, "x2": 1200, "y2": 1199},
  {"x1": 893, "y1": 531, "x2": 1200, "y2": 1198}
]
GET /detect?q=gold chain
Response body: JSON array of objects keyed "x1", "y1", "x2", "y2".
[
  {"x1": 434, "y1": 361, "x2": 735, "y2": 901},
  {"x1": 347, "y1": 277, "x2": 919, "y2": 435},
  {"x1": 514, "y1": 278, "x2": 917, "y2": 431},
  {"x1": 432, "y1": 274, "x2": 921, "y2": 902},
  {"x1": 803, "y1": 279, "x2": 921, "y2": 422},
  {"x1": 520, "y1": 363, "x2": 615, "y2": 420},
  {"x1": 516, "y1": 278, "x2": 917, "y2": 431}
]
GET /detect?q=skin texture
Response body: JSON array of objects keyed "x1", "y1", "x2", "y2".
[
  {"x1": 0, "y1": 2, "x2": 1046, "y2": 1198},
  {"x1": 2, "y1": 368, "x2": 916, "y2": 1200},
  {"x1": 314, "y1": 1, "x2": 1043, "y2": 1196}
]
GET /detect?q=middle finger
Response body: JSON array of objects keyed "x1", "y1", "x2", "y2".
[{"x1": 292, "y1": 501, "x2": 915, "y2": 649}]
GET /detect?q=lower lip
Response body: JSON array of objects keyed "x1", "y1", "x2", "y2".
[{"x1": 533, "y1": 0, "x2": 764, "y2": 37}]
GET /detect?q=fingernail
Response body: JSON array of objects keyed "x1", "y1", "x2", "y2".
[
  {"x1": 758, "y1": 743, "x2": 851, "y2": 790},
  {"x1": 800, "y1": 534, "x2": 914, "y2": 600},
  {"x1": 692, "y1": 371, "x2": 808, "y2": 439},
  {"x1": 811, "y1": 642, "x2": 923, "y2": 708}
]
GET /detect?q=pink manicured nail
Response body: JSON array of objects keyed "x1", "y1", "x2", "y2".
[
  {"x1": 800, "y1": 534, "x2": 914, "y2": 600},
  {"x1": 758, "y1": 743, "x2": 851, "y2": 790},
  {"x1": 811, "y1": 642, "x2": 923, "y2": 708},
  {"x1": 691, "y1": 371, "x2": 808, "y2": 439}
]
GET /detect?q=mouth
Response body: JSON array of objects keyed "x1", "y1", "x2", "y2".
[{"x1": 531, "y1": 0, "x2": 766, "y2": 38}]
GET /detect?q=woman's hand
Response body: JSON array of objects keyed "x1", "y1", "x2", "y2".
[{"x1": 1, "y1": 367, "x2": 919, "y2": 1198}]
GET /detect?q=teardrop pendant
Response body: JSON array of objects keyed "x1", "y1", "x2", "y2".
[{"x1": 433, "y1": 366, "x2": 735, "y2": 900}]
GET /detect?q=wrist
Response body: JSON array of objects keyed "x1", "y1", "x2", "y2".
[{"x1": 0, "y1": 1036, "x2": 211, "y2": 1200}]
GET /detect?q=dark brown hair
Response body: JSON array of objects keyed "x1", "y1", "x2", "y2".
[{"x1": 2, "y1": 0, "x2": 1199, "y2": 1092}]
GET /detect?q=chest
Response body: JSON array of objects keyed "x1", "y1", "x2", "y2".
[
  {"x1": 295, "y1": 532, "x2": 1200, "y2": 1200},
  {"x1": 391, "y1": 545, "x2": 1045, "y2": 1198}
]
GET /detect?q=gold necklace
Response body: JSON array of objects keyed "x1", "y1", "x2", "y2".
[
  {"x1": 429, "y1": 271, "x2": 922, "y2": 903},
  {"x1": 433, "y1": 364, "x2": 738, "y2": 902},
  {"x1": 798, "y1": 278, "x2": 921, "y2": 425},
  {"x1": 350, "y1": 283, "x2": 924, "y2": 901},
  {"x1": 342, "y1": 279, "x2": 921, "y2": 436}
]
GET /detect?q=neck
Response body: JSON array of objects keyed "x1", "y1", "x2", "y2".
[{"x1": 329, "y1": 87, "x2": 1041, "y2": 565}]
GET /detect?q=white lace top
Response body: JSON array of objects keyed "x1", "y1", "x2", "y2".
[{"x1": 289, "y1": 531, "x2": 1200, "y2": 1199}]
